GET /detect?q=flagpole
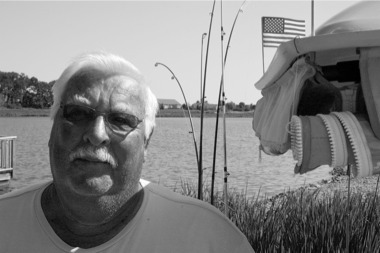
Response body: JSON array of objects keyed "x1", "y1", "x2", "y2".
[
  {"x1": 261, "y1": 42, "x2": 265, "y2": 74},
  {"x1": 261, "y1": 17, "x2": 266, "y2": 74},
  {"x1": 311, "y1": 0, "x2": 315, "y2": 36}
]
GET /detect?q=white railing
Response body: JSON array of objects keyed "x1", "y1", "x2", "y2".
[{"x1": 0, "y1": 136, "x2": 17, "y2": 179}]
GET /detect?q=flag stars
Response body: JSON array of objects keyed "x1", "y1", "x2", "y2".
[{"x1": 263, "y1": 18, "x2": 285, "y2": 34}]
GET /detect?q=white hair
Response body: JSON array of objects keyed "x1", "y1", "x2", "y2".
[{"x1": 50, "y1": 51, "x2": 158, "y2": 139}]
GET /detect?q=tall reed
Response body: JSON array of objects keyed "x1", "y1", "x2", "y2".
[{"x1": 176, "y1": 180, "x2": 380, "y2": 252}]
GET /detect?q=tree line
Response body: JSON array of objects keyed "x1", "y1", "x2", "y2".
[
  {"x1": 183, "y1": 101, "x2": 255, "y2": 112},
  {"x1": 0, "y1": 70, "x2": 255, "y2": 112},
  {"x1": 0, "y1": 71, "x2": 54, "y2": 109}
]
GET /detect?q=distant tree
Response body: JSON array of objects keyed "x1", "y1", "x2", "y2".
[
  {"x1": 13, "y1": 74, "x2": 28, "y2": 103},
  {"x1": 226, "y1": 101, "x2": 236, "y2": 111},
  {"x1": 191, "y1": 101, "x2": 202, "y2": 110},
  {"x1": 30, "y1": 76, "x2": 38, "y2": 85},
  {"x1": 22, "y1": 81, "x2": 53, "y2": 108},
  {"x1": 0, "y1": 72, "x2": 28, "y2": 105},
  {"x1": 36, "y1": 81, "x2": 53, "y2": 108},
  {"x1": 22, "y1": 85, "x2": 37, "y2": 108},
  {"x1": 0, "y1": 71, "x2": 56, "y2": 108}
]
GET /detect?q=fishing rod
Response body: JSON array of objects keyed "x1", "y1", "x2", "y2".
[
  {"x1": 154, "y1": 62, "x2": 200, "y2": 197},
  {"x1": 198, "y1": 32, "x2": 207, "y2": 199},
  {"x1": 218, "y1": 0, "x2": 228, "y2": 215},
  {"x1": 199, "y1": 0, "x2": 216, "y2": 201},
  {"x1": 210, "y1": 0, "x2": 248, "y2": 210},
  {"x1": 200, "y1": 33, "x2": 207, "y2": 105}
]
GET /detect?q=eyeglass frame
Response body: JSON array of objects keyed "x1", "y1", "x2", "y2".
[{"x1": 59, "y1": 103, "x2": 143, "y2": 136}]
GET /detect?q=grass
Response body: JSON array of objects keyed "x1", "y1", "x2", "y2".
[
  {"x1": 0, "y1": 107, "x2": 50, "y2": 117},
  {"x1": 156, "y1": 109, "x2": 254, "y2": 118},
  {"x1": 175, "y1": 180, "x2": 380, "y2": 252}
]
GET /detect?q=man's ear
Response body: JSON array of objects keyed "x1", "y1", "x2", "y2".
[
  {"x1": 143, "y1": 129, "x2": 154, "y2": 162},
  {"x1": 48, "y1": 118, "x2": 58, "y2": 149},
  {"x1": 144, "y1": 128, "x2": 154, "y2": 149},
  {"x1": 143, "y1": 149, "x2": 148, "y2": 163}
]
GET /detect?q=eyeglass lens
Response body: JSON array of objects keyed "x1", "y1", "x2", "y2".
[{"x1": 62, "y1": 104, "x2": 141, "y2": 132}]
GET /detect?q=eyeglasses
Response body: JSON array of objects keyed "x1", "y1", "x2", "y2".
[{"x1": 60, "y1": 104, "x2": 143, "y2": 135}]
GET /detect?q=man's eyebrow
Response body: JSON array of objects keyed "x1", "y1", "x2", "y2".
[{"x1": 66, "y1": 95, "x2": 91, "y2": 105}]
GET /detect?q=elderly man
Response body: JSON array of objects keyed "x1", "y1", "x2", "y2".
[{"x1": 0, "y1": 52, "x2": 254, "y2": 252}]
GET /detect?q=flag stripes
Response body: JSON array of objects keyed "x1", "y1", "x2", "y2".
[{"x1": 262, "y1": 17, "x2": 306, "y2": 48}]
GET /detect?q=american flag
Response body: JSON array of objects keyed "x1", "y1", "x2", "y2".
[{"x1": 262, "y1": 17, "x2": 306, "y2": 48}]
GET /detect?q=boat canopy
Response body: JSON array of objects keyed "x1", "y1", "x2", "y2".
[
  {"x1": 255, "y1": 1, "x2": 380, "y2": 91},
  {"x1": 253, "y1": 1, "x2": 380, "y2": 177},
  {"x1": 316, "y1": 1, "x2": 380, "y2": 35}
]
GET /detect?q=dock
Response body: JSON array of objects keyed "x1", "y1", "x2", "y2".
[{"x1": 0, "y1": 136, "x2": 16, "y2": 186}]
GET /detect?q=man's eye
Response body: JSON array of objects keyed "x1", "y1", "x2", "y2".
[
  {"x1": 64, "y1": 106, "x2": 92, "y2": 121},
  {"x1": 109, "y1": 114, "x2": 136, "y2": 127},
  {"x1": 110, "y1": 116, "x2": 130, "y2": 125},
  {"x1": 71, "y1": 109, "x2": 88, "y2": 119}
]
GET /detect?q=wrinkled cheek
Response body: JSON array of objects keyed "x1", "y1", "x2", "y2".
[
  {"x1": 62, "y1": 122, "x2": 82, "y2": 144},
  {"x1": 53, "y1": 122, "x2": 82, "y2": 149},
  {"x1": 114, "y1": 139, "x2": 145, "y2": 184},
  {"x1": 49, "y1": 121, "x2": 82, "y2": 175}
]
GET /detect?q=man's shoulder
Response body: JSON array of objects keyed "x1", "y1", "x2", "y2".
[
  {"x1": 140, "y1": 179, "x2": 253, "y2": 251},
  {"x1": 141, "y1": 179, "x2": 233, "y2": 222},
  {"x1": 142, "y1": 179, "x2": 210, "y2": 207},
  {"x1": 0, "y1": 181, "x2": 50, "y2": 202}
]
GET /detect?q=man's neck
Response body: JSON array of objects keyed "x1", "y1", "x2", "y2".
[{"x1": 41, "y1": 183, "x2": 144, "y2": 248}]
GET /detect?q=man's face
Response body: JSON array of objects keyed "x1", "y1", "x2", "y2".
[{"x1": 49, "y1": 70, "x2": 147, "y2": 200}]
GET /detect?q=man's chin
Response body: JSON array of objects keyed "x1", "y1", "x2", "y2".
[{"x1": 69, "y1": 175, "x2": 114, "y2": 196}]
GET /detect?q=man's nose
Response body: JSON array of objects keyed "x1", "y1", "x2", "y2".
[{"x1": 83, "y1": 116, "x2": 111, "y2": 146}]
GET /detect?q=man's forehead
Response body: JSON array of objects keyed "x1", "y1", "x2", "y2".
[
  {"x1": 62, "y1": 69, "x2": 145, "y2": 116},
  {"x1": 64, "y1": 69, "x2": 142, "y2": 98},
  {"x1": 107, "y1": 76, "x2": 141, "y2": 94}
]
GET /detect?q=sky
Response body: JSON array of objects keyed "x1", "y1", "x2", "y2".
[{"x1": 0, "y1": 0, "x2": 362, "y2": 105}]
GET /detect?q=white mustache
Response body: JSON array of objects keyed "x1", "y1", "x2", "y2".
[{"x1": 69, "y1": 146, "x2": 118, "y2": 168}]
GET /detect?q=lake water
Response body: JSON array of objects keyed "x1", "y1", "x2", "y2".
[{"x1": 0, "y1": 116, "x2": 332, "y2": 198}]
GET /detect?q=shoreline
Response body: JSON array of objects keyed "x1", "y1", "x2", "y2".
[
  {"x1": 266, "y1": 167, "x2": 380, "y2": 204},
  {"x1": 0, "y1": 107, "x2": 254, "y2": 118},
  {"x1": 0, "y1": 108, "x2": 51, "y2": 117}
]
